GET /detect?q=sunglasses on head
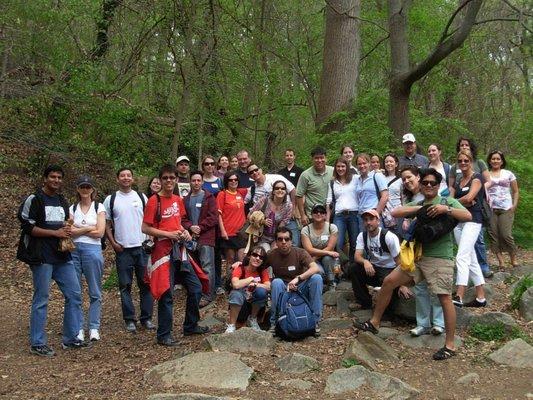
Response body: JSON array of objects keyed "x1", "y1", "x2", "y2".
[
  {"x1": 276, "y1": 236, "x2": 291, "y2": 242},
  {"x1": 161, "y1": 175, "x2": 176, "y2": 181},
  {"x1": 250, "y1": 252, "x2": 265, "y2": 260},
  {"x1": 247, "y1": 168, "x2": 259, "y2": 175},
  {"x1": 420, "y1": 180, "x2": 438, "y2": 187}
]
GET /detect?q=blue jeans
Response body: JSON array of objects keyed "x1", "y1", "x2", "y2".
[
  {"x1": 316, "y1": 255, "x2": 335, "y2": 283},
  {"x1": 270, "y1": 274, "x2": 323, "y2": 326},
  {"x1": 229, "y1": 287, "x2": 268, "y2": 307},
  {"x1": 475, "y1": 230, "x2": 490, "y2": 273},
  {"x1": 414, "y1": 281, "x2": 444, "y2": 328},
  {"x1": 30, "y1": 262, "x2": 82, "y2": 346},
  {"x1": 157, "y1": 261, "x2": 175, "y2": 341},
  {"x1": 115, "y1": 247, "x2": 153, "y2": 323},
  {"x1": 198, "y1": 245, "x2": 215, "y2": 301},
  {"x1": 175, "y1": 260, "x2": 202, "y2": 334},
  {"x1": 333, "y1": 211, "x2": 359, "y2": 262},
  {"x1": 285, "y1": 219, "x2": 301, "y2": 247},
  {"x1": 72, "y1": 242, "x2": 104, "y2": 330}
]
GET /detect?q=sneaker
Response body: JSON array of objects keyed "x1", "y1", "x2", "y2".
[
  {"x1": 30, "y1": 345, "x2": 56, "y2": 357},
  {"x1": 268, "y1": 325, "x2": 276, "y2": 335},
  {"x1": 225, "y1": 324, "x2": 236, "y2": 334},
  {"x1": 125, "y1": 320, "x2": 137, "y2": 333},
  {"x1": 61, "y1": 340, "x2": 88, "y2": 350},
  {"x1": 452, "y1": 295, "x2": 463, "y2": 308},
  {"x1": 248, "y1": 317, "x2": 261, "y2": 331},
  {"x1": 89, "y1": 329, "x2": 100, "y2": 341},
  {"x1": 314, "y1": 325, "x2": 321, "y2": 337},
  {"x1": 174, "y1": 284, "x2": 184, "y2": 290},
  {"x1": 464, "y1": 299, "x2": 487, "y2": 308},
  {"x1": 410, "y1": 326, "x2": 431, "y2": 337},
  {"x1": 328, "y1": 282, "x2": 337, "y2": 292},
  {"x1": 141, "y1": 319, "x2": 156, "y2": 330},
  {"x1": 482, "y1": 270, "x2": 494, "y2": 279},
  {"x1": 216, "y1": 287, "x2": 225, "y2": 295},
  {"x1": 431, "y1": 326, "x2": 444, "y2": 336},
  {"x1": 77, "y1": 329, "x2": 85, "y2": 342}
]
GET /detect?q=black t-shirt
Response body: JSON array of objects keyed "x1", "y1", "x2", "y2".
[
  {"x1": 454, "y1": 172, "x2": 483, "y2": 224},
  {"x1": 235, "y1": 169, "x2": 255, "y2": 189},
  {"x1": 278, "y1": 165, "x2": 304, "y2": 187},
  {"x1": 40, "y1": 193, "x2": 71, "y2": 264}
]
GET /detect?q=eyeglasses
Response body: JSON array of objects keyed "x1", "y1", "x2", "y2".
[
  {"x1": 276, "y1": 236, "x2": 291, "y2": 242},
  {"x1": 227, "y1": 178, "x2": 238, "y2": 182},
  {"x1": 203, "y1": 162, "x2": 215, "y2": 166},
  {"x1": 247, "y1": 168, "x2": 259, "y2": 176},
  {"x1": 420, "y1": 180, "x2": 438, "y2": 187},
  {"x1": 161, "y1": 176, "x2": 177, "y2": 181},
  {"x1": 250, "y1": 252, "x2": 265, "y2": 260},
  {"x1": 273, "y1": 186, "x2": 286, "y2": 191},
  {"x1": 457, "y1": 159, "x2": 470, "y2": 164}
]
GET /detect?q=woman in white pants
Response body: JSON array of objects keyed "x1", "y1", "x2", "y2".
[{"x1": 450, "y1": 150, "x2": 486, "y2": 307}]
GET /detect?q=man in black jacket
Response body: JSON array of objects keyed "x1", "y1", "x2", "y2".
[{"x1": 17, "y1": 165, "x2": 85, "y2": 357}]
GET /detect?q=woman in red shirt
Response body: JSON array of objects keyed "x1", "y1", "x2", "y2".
[
  {"x1": 225, "y1": 246, "x2": 270, "y2": 333},
  {"x1": 217, "y1": 171, "x2": 246, "y2": 265}
]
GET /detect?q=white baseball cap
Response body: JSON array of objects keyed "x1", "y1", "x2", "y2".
[
  {"x1": 402, "y1": 133, "x2": 416, "y2": 143},
  {"x1": 175, "y1": 155, "x2": 190, "y2": 164}
]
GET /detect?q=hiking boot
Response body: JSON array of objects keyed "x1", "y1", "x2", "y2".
[
  {"x1": 225, "y1": 324, "x2": 236, "y2": 334},
  {"x1": 248, "y1": 317, "x2": 261, "y2": 332},
  {"x1": 410, "y1": 326, "x2": 431, "y2": 337},
  {"x1": 30, "y1": 345, "x2": 56, "y2": 357},
  {"x1": 89, "y1": 329, "x2": 100, "y2": 341},
  {"x1": 125, "y1": 321, "x2": 137, "y2": 333},
  {"x1": 61, "y1": 340, "x2": 88, "y2": 350}
]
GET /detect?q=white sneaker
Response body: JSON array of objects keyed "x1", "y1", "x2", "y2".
[
  {"x1": 77, "y1": 329, "x2": 84, "y2": 341},
  {"x1": 248, "y1": 317, "x2": 261, "y2": 331},
  {"x1": 225, "y1": 324, "x2": 236, "y2": 334},
  {"x1": 89, "y1": 329, "x2": 100, "y2": 341}
]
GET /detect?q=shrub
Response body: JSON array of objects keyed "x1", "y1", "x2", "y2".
[{"x1": 510, "y1": 274, "x2": 533, "y2": 309}]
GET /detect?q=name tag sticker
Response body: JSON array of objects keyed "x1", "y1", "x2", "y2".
[
  {"x1": 289, "y1": 172, "x2": 295, "y2": 177},
  {"x1": 463, "y1": 186, "x2": 470, "y2": 191},
  {"x1": 249, "y1": 177, "x2": 255, "y2": 182},
  {"x1": 456, "y1": 169, "x2": 461, "y2": 174},
  {"x1": 195, "y1": 203, "x2": 202, "y2": 208},
  {"x1": 211, "y1": 183, "x2": 219, "y2": 188},
  {"x1": 288, "y1": 266, "x2": 296, "y2": 271},
  {"x1": 236, "y1": 196, "x2": 242, "y2": 200},
  {"x1": 320, "y1": 235, "x2": 329, "y2": 241}
]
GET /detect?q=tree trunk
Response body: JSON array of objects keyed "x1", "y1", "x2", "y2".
[
  {"x1": 316, "y1": 0, "x2": 361, "y2": 130},
  {"x1": 389, "y1": 80, "x2": 411, "y2": 138},
  {"x1": 91, "y1": 0, "x2": 121, "y2": 61}
]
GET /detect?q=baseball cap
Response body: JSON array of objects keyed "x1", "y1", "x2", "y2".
[
  {"x1": 76, "y1": 175, "x2": 95, "y2": 188},
  {"x1": 176, "y1": 155, "x2": 190, "y2": 164},
  {"x1": 361, "y1": 209, "x2": 380, "y2": 219},
  {"x1": 402, "y1": 133, "x2": 416, "y2": 143},
  {"x1": 311, "y1": 204, "x2": 327, "y2": 214}
]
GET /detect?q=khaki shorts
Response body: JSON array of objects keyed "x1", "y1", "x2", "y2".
[{"x1": 404, "y1": 256, "x2": 454, "y2": 295}]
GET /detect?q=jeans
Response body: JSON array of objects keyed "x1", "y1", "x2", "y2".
[
  {"x1": 333, "y1": 211, "x2": 359, "y2": 262},
  {"x1": 270, "y1": 274, "x2": 323, "y2": 326},
  {"x1": 214, "y1": 238, "x2": 223, "y2": 289},
  {"x1": 229, "y1": 287, "x2": 268, "y2": 307},
  {"x1": 475, "y1": 230, "x2": 490, "y2": 273},
  {"x1": 157, "y1": 261, "x2": 175, "y2": 341},
  {"x1": 316, "y1": 255, "x2": 335, "y2": 283},
  {"x1": 30, "y1": 262, "x2": 82, "y2": 346},
  {"x1": 413, "y1": 281, "x2": 444, "y2": 328},
  {"x1": 175, "y1": 260, "x2": 203, "y2": 333},
  {"x1": 198, "y1": 245, "x2": 215, "y2": 301},
  {"x1": 285, "y1": 219, "x2": 301, "y2": 247},
  {"x1": 72, "y1": 242, "x2": 104, "y2": 330},
  {"x1": 115, "y1": 247, "x2": 153, "y2": 323},
  {"x1": 454, "y1": 222, "x2": 485, "y2": 287}
]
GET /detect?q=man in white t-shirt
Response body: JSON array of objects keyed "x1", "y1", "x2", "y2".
[
  {"x1": 104, "y1": 168, "x2": 154, "y2": 333},
  {"x1": 351, "y1": 209, "x2": 411, "y2": 310}
]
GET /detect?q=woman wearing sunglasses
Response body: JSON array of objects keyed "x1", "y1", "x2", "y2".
[
  {"x1": 249, "y1": 180, "x2": 293, "y2": 251},
  {"x1": 449, "y1": 150, "x2": 487, "y2": 307},
  {"x1": 225, "y1": 246, "x2": 270, "y2": 333},
  {"x1": 201, "y1": 155, "x2": 223, "y2": 195}
]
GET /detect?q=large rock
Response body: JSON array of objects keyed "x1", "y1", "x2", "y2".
[
  {"x1": 198, "y1": 315, "x2": 224, "y2": 329},
  {"x1": 469, "y1": 312, "x2": 518, "y2": 333},
  {"x1": 376, "y1": 327, "x2": 400, "y2": 339},
  {"x1": 325, "y1": 365, "x2": 419, "y2": 399},
  {"x1": 337, "y1": 280, "x2": 352, "y2": 291},
  {"x1": 463, "y1": 284, "x2": 494, "y2": 304},
  {"x1": 322, "y1": 290, "x2": 338, "y2": 306},
  {"x1": 275, "y1": 353, "x2": 319, "y2": 374},
  {"x1": 511, "y1": 265, "x2": 533, "y2": 277},
  {"x1": 488, "y1": 338, "x2": 533, "y2": 369},
  {"x1": 203, "y1": 327, "x2": 275, "y2": 354},
  {"x1": 321, "y1": 318, "x2": 353, "y2": 333},
  {"x1": 343, "y1": 332, "x2": 398, "y2": 370},
  {"x1": 397, "y1": 333, "x2": 463, "y2": 350},
  {"x1": 145, "y1": 352, "x2": 253, "y2": 391},
  {"x1": 148, "y1": 395, "x2": 236, "y2": 400},
  {"x1": 455, "y1": 307, "x2": 474, "y2": 330},
  {"x1": 519, "y1": 286, "x2": 533, "y2": 321},
  {"x1": 336, "y1": 294, "x2": 351, "y2": 316},
  {"x1": 352, "y1": 308, "x2": 373, "y2": 321},
  {"x1": 392, "y1": 297, "x2": 416, "y2": 322},
  {"x1": 491, "y1": 272, "x2": 511, "y2": 284},
  {"x1": 455, "y1": 373, "x2": 480, "y2": 385}
]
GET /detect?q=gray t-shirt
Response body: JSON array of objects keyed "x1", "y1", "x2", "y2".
[
  {"x1": 301, "y1": 222, "x2": 338, "y2": 249},
  {"x1": 187, "y1": 191, "x2": 205, "y2": 225}
]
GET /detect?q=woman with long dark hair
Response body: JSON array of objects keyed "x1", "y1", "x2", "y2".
[
  {"x1": 382, "y1": 153, "x2": 402, "y2": 234},
  {"x1": 145, "y1": 176, "x2": 161, "y2": 198}
]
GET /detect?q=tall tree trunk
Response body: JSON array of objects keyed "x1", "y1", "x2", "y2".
[
  {"x1": 316, "y1": 0, "x2": 361, "y2": 131},
  {"x1": 91, "y1": 0, "x2": 121, "y2": 61}
]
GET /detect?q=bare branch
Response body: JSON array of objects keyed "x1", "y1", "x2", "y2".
[
  {"x1": 361, "y1": 34, "x2": 390, "y2": 61},
  {"x1": 474, "y1": 17, "x2": 520, "y2": 24},
  {"x1": 438, "y1": 0, "x2": 474, "y2": 44},
  {"x1": 325, "y1": 0, "x2": 389, "y2": 33}
]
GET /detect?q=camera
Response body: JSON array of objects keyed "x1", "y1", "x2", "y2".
[{"x1": 142, "y1": 239, "x2": 155, "y2": 254}]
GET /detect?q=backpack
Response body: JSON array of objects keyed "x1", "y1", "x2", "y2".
[
  {"x1": 413, "y1": 198, "x2": 458, "y2": 244},
  {"x1": 107, "y1": 190, "x2": 147, "y2": 248},
  {"x1": 72, "y1": 201, "x2": 106, "y2": 249},
  {"x1": 363, "y1": 228, "x2": 391, "y2": 258},
  {"x1": 275, "y1": 289, "x2": 317, "y2": 340},
  {"x1": 328, "y1": 180, "x2": 336, "y2": 222}
]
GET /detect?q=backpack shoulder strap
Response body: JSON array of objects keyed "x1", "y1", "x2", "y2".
[
  {"x1": 387, "y1": 176, "x2": 400, "y2": 187},
  {"x1": 109, "y1": 191, "x2": 117, "y2": 221},
  {"x1": 373, "y1": 172, "x2": 381, "y2": 199},
  {"x1": 380, "y1": 228, "x2": 390, "y2": 254},
  {"x1": 330, "y1": 180, "x2": 336, "y2": 204},
  {"x1": 73, "y1": 202, "x2": 78, "y2": 214},
  {"x1": 363, "y1": 230, "x2": 368, "y2": 256},
  {"x1": 155, "y1": 194, "x2": 162, "y2": 224},
  {"x1": 136, "y1": 190, "x2": 146, "y2": 210}
]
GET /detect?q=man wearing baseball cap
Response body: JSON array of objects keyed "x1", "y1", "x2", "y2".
[
  {"x1": 350, "y1": 209, "x2": 410, "y2": 313},
  {"x1": 398, "y1": 133, "x2": 428, "y2": 168},
  {"x1": 175, "y1": 155, "x2": 191, "y2": 197}
]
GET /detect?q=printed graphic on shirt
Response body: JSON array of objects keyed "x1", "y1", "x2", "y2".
[
  {"x1": 45, "y1": 206, "x2": 66, "y2": 225},
  {"x1": 161, "y1": 201, "x2": 180, "y2": 219}
]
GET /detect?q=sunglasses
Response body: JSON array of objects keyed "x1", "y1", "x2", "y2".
[
  {"x1": 250, "y1": 252, "x2": 265, "y2": 260},
  {"x1": 78, "y1": 185, "x2": 93, "y2": 190},
  {"x1": 227, "y1": 178, "x2": 238, "y2": 182},
  {"x1": 161, "y1": 175, "x2": 177, "y2": 181},
  {"x1": 273, "y1": 186, "x2": 286, "y2": 191},
  {"x1": 420, "y1": 180, "x2": 438, "y2": 187},
  {"x1": 312, "y1": 210, "x2": 326, "y2": 215},
  {"x1": 276, "y1": 237, "x2": 291, "y2": 242},
  {"x1": 247, "y1": 168, "x2": 259, "y2": 176},
  {"x1": 203, "y1": 162, "x2": 215, "y2": 166},
  {"x1": 457, "y1": 159, "x2": 470, "y2": 164}
]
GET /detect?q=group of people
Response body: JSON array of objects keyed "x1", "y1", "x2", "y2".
[{"x1": 17, "y1": 133, "x2": 520, "y2": 362}]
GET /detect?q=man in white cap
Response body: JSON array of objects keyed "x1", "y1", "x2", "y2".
[
  {"x1": 175, "y1": 155, "x2": 191, "y2": 197},
  {"x1": 398, "y1": 133, "x2": 428, "y2": 168}
]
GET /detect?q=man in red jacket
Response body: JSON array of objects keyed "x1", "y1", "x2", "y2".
[
  {"x1": 182, "y1": 171, "x2": 219, "y2": 307},
  {"x1": 142, "y1": 164, "x2": 209, "y2": 346}
]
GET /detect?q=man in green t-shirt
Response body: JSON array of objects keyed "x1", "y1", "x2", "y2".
[{"x1": 355, "y1": 168, "x2": 471, "y2": 361}]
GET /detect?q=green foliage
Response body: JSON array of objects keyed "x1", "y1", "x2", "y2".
[
  {"x1": 507, "y1": 159, "x2": 533, "y2": 249},
  {"x1": 342, "y1": 359, "x2": 360, "y2": 368},
  {"x1": 103, "y1": 268, "x2": 118, "y2": 290},
  {"x1": 510, "y1": 274, "x2": 533, "y2": 309},
  {"x1": 469, "y1": 322, "x2": 531, "y2": 344}
]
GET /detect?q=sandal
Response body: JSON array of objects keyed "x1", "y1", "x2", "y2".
[
  {"x1": 432, "y1": 346, "x2": 456, "y2": 361},
  {"x1": 353, "y1": 319, "x2": 378, "y2": 335}
]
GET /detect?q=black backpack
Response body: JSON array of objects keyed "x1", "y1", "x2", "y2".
[
  {"x1": 362, "y1": 228, "x2": 391, "y2": 257},
  {"x1": 106, "y1": 190, "x2": 147, "y2": 248},
  {"x1": 413, "y1": 198, "x2": 457, "y2": 244}
]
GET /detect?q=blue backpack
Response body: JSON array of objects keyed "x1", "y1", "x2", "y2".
[{"x1": 275, "y1": 289, "x2": 317, "y2": 340}]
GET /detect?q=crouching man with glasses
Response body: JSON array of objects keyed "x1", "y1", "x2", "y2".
[
  {"x1": 264, "y1": 227, "x2": 323, "y2": 335},
  {"x1": 354, "y1": 168, "x2": 471, "y2": 361}
]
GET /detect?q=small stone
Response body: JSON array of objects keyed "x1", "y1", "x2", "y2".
[
  {"x1": 198, "y1": 315, "x2": 224, "y2": 329},
  {"x1": 511, "y1": 265, "x2": 533, "y2": 277},
  {"x1": 488, "y1": 338, "x2": 533, "y2": 369},
  {"x1": 279, "y1": 379, "x2": 313, "y2": 390},
  {"x1": 343, "y1": 332, "x2": 398, "y2": 370},
  {"x1": 320, "y1": 318, "x2": 353, "y2": 333},
  {"x1": 322, "y1": 290, "x2": 338, "y2": 306},
  {"x1": 397, "y1": 333, "x2": 463, "y2": 350},
  {"x1": 276, "y1": 353, "x2": 319, "y2": 374},
  {"x1": 456, "y1": 372, "x2": 480, "y2": 384},
  {"x1": 337, "y1": 294, "x2": 351, "y2": 316},
  {"x1": 203, "y1": 327, "x2": 275, "y2": 354}
]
